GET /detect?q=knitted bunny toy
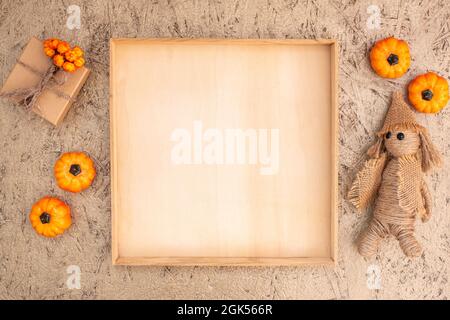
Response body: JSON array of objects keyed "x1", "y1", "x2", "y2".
[{"x1": 348, "y1": 91, "x2": 441, "y2": 257}]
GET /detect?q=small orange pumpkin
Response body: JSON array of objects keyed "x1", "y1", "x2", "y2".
[
  {"x1": 53, "y1": 54, "x2": 65, "y2": 67},
  {"x1": 72, "y1": 46, "x2": 84, "y2": 58},
  {"x1": 408, "y1": 72, "x2": 449, "y2": 113},
  {"x1": 44, "y1": 47, "x2": 56, "y2": 58},
  {"x1": 73, "y1": 57, "x2": 85, "y2": 68},
  {"x1": 370, "y1": 37, "x2": 411, "y2": 78},
  {"x1": 44, "y1": 38, "x2": 60, "y2": 50},
  {"x1": 64, "y1": 50, "x2": 77, "y2": 62},
  {"x1": 54, "y1": 152, "x2": 96, "y2": 193},
  {"x1": 56, "y1": 41, "x2": 70, "y2": 54},
  {"x1": 62, "y1": 61, "x2": 76, "y2": 73},
  {"x1": 29, "y1": 196, "x2": 71, "y2": 238}
]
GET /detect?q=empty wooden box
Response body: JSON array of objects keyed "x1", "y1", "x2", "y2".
[{"x1": 110, "y1": 39, "x2": 338, "y2": 266}]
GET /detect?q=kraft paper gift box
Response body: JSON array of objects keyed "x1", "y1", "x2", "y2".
[{"x1": 0, "y1": 37, "x2": 90, "y2": 126}]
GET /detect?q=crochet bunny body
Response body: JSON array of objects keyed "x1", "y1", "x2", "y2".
[
  {"x1": 359, "y1": 153, "x2": 431, "y2": 257},
  {"x1": 348, "y1": 92, "x2": 440, "y2": 257}
]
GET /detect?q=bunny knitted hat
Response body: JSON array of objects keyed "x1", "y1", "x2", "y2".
[{"x1": 377, "y1": 91, "x2": 424, "y2": 136}]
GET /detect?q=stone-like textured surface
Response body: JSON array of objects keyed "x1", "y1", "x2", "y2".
[{"x1": 0, "y1": 0, "x2": 449, "y2": 300}]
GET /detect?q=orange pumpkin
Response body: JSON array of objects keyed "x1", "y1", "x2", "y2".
[
  {"x1": 44, "y1": 47, "x2": 56, "y2": 58},
  {"x1": 64, "y1": 50, "x2": 77, "y2": 62},
  {"x1": 72, "y1": 46, "x2": 84, "y2": 58},
  {"x1": 56, "y1": 41, "x2": 70, "y2": 54},
  {"x1": 370, "y1": 37, "x2": 411, "y2": 78},
  {"x1": 44, "y1": 38, "x2": 60, "y2": 50},
  {"x1": 29, "y1": 196, "x2": 71, "y2": 238},
  {"x1": 54, "y1": 152, "x2": 96, "y2": 193},
  {"x1": 73, "y1": 57, "x2": 85, "y2": 68},
  {"x1": 53, "y1": 54, "x2": 65, "y2": 67},
  {"x1": 408, "y1": 72, "x2": 449, "y2": 113},
  {"x1": 62, "y1": 61, "x2": 76, "y2": 73}
]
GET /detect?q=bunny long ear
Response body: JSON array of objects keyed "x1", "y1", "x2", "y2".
[
  {"x1": 367, "y1": 136, "x2": 385, "y2": 159},
  {"x1": 419, "y1": 129, "x2": 442, "y2": 172}
]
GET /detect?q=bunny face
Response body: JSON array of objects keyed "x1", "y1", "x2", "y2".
[{"x1": 384, "y1": 129, "x2": 420, "y2": 158}]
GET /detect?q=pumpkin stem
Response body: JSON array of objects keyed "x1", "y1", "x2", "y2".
[
  {"x1": 421, "y1": 89, "x2": 433, "y2": 101},
  {"x1": 40, "y1": 212, "x2": 51, "y2": 224},
  {"x1": 69, "y1": 164, "x2": 81, "y2": 176},
  {"x1": 387, "y1": 53, "x2": 399, "y2": 66}
]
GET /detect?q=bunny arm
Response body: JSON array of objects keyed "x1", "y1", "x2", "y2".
[
  {"x1": 420, "y1": 179, "x2": 432, "y2": 223},
  {"x1": 347, "y1": 153, "x2": 387, "y2": 211}
]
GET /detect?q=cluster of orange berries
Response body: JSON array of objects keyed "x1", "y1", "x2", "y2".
[{"x1": 43, "y1": 38, "x2": 85, "y2": 73}]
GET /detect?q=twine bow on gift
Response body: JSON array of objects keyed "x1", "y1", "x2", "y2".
[{"x1": 0, "y1": 61, "x2": 71, "y2": 113}]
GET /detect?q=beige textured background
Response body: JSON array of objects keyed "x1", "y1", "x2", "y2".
[{"x1": 0, "y1": 0, "x2": 449, "y2": 300}]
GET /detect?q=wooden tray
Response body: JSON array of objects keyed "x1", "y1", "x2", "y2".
[{"x1": 110, "y1": 39, "x2": 338, "y2": 266}]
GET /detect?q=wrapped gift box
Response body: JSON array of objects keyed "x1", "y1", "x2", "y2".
[{"x1": 0, "y1": 37, "x2": 90, "y2": 126}]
